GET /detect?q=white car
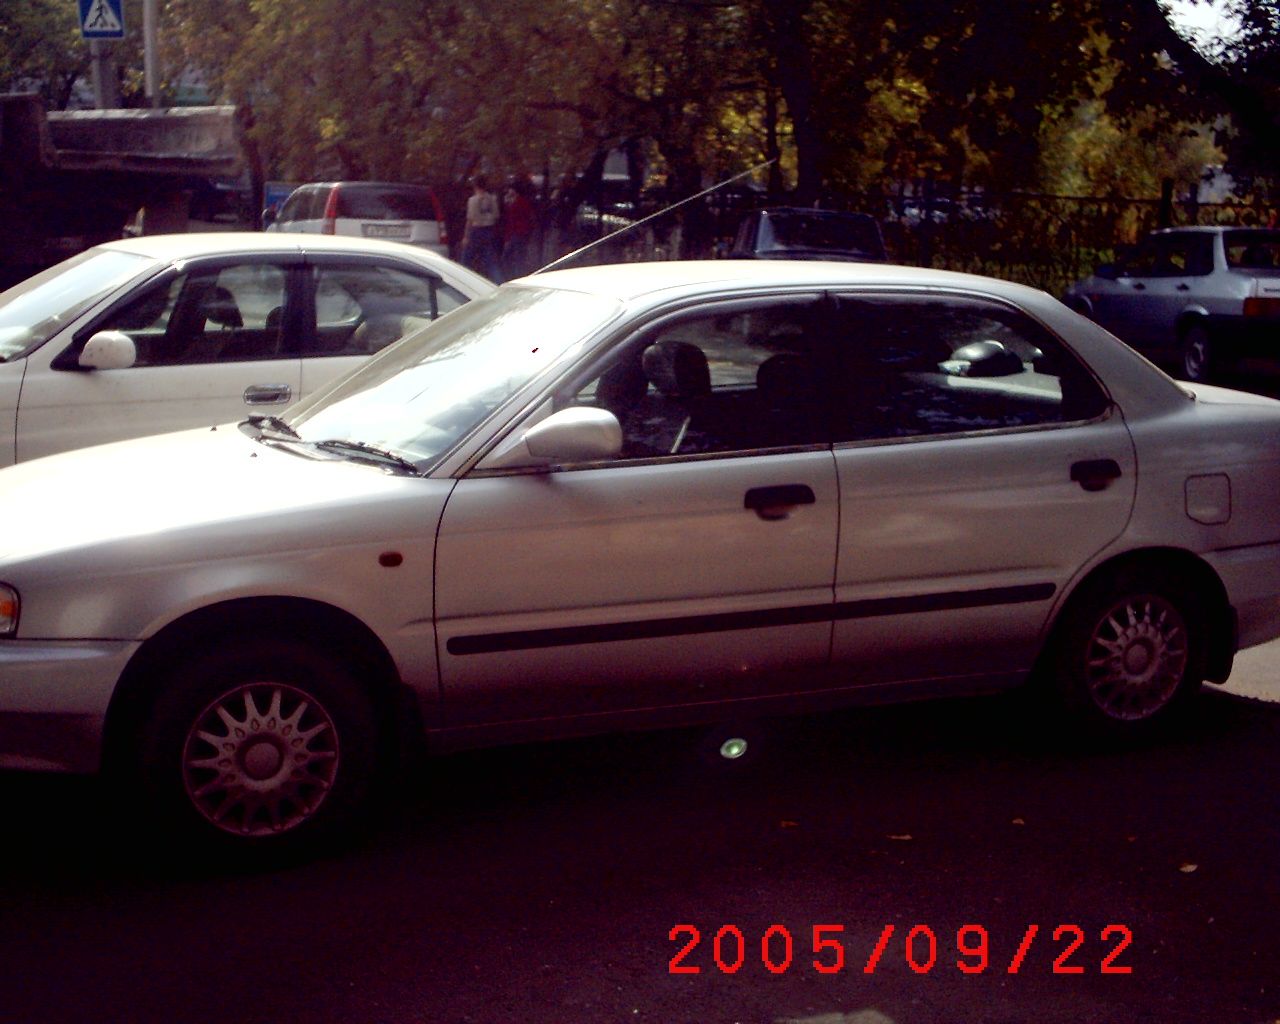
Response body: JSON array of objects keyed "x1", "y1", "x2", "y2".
[
  {"x1": 266, "y1": 182, "x2": 451, "y2": 256},
  {"x1": 2, "y1": 260, "x2": 1278, "y2": 853},
  {"x1": 0, "y1": 233, "x2": 493, "y2": 465}
]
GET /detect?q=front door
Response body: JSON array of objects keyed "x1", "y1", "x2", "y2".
[
  {"x1": 434, "y1": 295, "x2": 840, "y2": 727},
  {"x1": 17, "y1": 258, "x2": 301, "y2": 461}
]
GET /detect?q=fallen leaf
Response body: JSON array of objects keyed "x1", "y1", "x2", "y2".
[
  {"x1": 1180, "y1": 863, "x2": 1199, "y2": 873},
  {"x1": 1011, "y1": 818, "x2": 1025, "y2": 826},
  {"x1": 780, "y1": 820, "x2": 799, "y2": 829},
  {"x1": 887, "y1": 834, "x2": 913, "y2": 841}
]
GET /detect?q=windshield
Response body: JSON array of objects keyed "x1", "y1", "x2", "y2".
[
  {"x1": 284, "y1": 285, "x2": 621, "y2": 470},
  {"x1": 0, "y1": 248, "x2": 153, "y2": 361}
]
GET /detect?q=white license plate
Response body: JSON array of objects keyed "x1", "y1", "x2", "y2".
[{"x1": 362, "y1": 223, "x2": 411, "y2": 239}]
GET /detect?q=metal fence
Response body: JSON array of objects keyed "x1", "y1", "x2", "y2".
[{"x1": 554, "y1": 188, "x2": 1277, "y2": 298}]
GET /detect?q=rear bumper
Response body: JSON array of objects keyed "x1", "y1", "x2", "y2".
[
  {"x1": 1205, "y1": 315, "x2": 1280, "y2": 361},
  {"x1": 1204, "y1": 541, "x2": 1280, "y2": 652},
  {"x1": 0, "y1": 639, "x2": 137, "y2": 773}
]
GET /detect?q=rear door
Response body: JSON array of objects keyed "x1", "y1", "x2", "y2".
[
  {"x1": 17, "y1": 256, "x2": 302, "y2": 460},
  {"x1": 823, "y1": 292, "x2": 1136, "y2": 686}
]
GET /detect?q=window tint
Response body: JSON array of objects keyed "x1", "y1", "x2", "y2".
[
  {"x1": 309, "y1": 264, "x2": 443, "y2": 357},
  {"x1": 827, "y1": 295, "x2": 1108, "y2": 443},
  {"x1": 566, "y1": 301, "x2": 827, "y2": 458},
  {"x1": 98, "y1": 263, "x2": 287, "y2": 366}
]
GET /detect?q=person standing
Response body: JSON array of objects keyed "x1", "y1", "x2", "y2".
[
  {"x1": 463, "y1": 175, "x2": 501, "y2": 281},
  {"x1": 502, "y1": 176, "x2": 538, "y2": 279}
]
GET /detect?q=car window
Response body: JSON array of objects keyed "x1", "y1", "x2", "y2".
[
  {"x1": 307, "y1": 187, "x2": 330, "y2": 220},
  {"x1": 97, "y1": 262, "x2": 288, "y2": 366},
  {"x1": 1224, "y1": 230, "x2": 1280, "y2": 269},
  {"x1": 827, "y1": 295, "x2": 1109, "y2": 443},
  {"x1": 1158, "y1": 235, "x2": 1213, "y2": 276},
  {"x1": 277, "y1": 190, "x2": 306, "y2": 225},
  {"x1": 564, "y1": 300, "x2": 827, "y2": 458},
  {"x1": 337, "y1": 187, "x2": 439, "y2": 220},
  {"x1": 309, "y1": 264, "x2": 449, "y2": 357}
]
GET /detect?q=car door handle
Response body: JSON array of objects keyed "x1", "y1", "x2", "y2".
[
  {"x1": 1129, "y1": 282, "x2": 1146, "y2": 291},
  {"x1": 744, "y1": 484, "x2": 816, "y2": 520},
  {"x1": 1071, "y1": 459, "x2": 1122, "y2": 492},
  {"x1": 243, "y1": 384, "x2": 293, "y2": 405},
  {"x1": 1176, "y1": 283, "x2": 1190, "y2": 291}
]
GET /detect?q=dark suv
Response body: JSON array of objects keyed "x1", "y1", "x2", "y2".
[{"x1": 729, "y1": 207, "x2": 887, "y2": 263}]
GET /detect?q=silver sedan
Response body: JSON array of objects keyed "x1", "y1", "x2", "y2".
[
  {"x1": 1063, "y1": 226, "x2": 1280, "y2": 382},
  {"x1": 2, "y1": 259, "x2": 1279, "y2": 853}
]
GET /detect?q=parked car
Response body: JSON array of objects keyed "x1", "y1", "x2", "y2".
[
  {"x1": 265, "y1": 182, "x2": 451, "y2": 256},
  {"x1": 1063, "y1": 226, "x2": 1280, "y2": 382},
  {"x1": 0, "y1": 233, "x2": 493, "y2": 466},
  {"x1": 2, "y1": 260, "x2": 1279, "y2": 854},
  {"x1": 728, "y1": 207, "x2": 887, "y2": 262}
]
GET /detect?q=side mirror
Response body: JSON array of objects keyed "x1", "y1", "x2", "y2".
[
  {"x1": 261, "y1": 207, "x2": 278, "y2": 228},
  {"x1": 483, "y1": 406, "x2": 622, "y2": 470},
  {"x1": 943, "y1": 339, "x2": 1023, "y2": 378},
  {"x1": 79, "y1": 331, "x2": 137, "y2": 371}
]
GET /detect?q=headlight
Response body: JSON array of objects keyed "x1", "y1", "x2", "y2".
[{"x1": 0, "y1": 584, "x2": 18, "y2": 636}]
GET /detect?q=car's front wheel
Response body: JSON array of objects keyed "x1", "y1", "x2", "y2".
[
  {"x1": 1049, "y1": 568, "x2": 1205, "y2": 733},
  {"x1": 136, "y1": 638, "x2": 380, "y2": 852}
]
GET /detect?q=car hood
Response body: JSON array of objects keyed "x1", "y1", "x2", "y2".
[{"x1": 0, "y1": 425, "x2": 435, "y2": 568}]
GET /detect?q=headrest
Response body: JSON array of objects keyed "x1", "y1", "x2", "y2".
[
  {"x1": 200, "y1": 285, "x2": 242, "y2": 328},
  {"x1": 642, "y1": 340, "x2": 710, "y2": 398},
  {"x1": 756, "y1": 353, "x2": 814, "y2": 406}
]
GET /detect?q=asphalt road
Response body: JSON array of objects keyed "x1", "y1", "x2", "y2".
[{"x1": 1, "y1": 639, "x2": 1278, "y2": 1024}]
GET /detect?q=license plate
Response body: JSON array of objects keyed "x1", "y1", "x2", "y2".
[{"x1": 362, "y1": 222, "x2": 410, "y2": 239}]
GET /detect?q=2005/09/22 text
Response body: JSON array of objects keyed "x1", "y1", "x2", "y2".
[{"x1": 668, "y1": 923, "x2": 1134, "y2": 976}]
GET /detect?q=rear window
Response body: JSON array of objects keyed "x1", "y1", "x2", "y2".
[
  {"x1": 336, "y1": 187, "x2": 440, "y2": 221},
  {"x1": 762, "y1": 212, "x2": 884, "y2": 258},
  {"x1": 1224, "y1": 230, "x2": 1280, "y2": 270}
]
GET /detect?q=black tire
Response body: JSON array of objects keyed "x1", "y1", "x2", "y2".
[
  {"x1": 1181, "y1": 323, "x2": 1216, "y2": 383},
  {"x1": 1047, "y1": 566, "x2": 1206, "y2": 736},
  {"x1": 135, "y1": 637, "x2": 380, "y2": 856}
]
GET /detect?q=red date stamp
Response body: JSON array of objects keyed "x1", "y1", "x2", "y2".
[{"x1": 668, "y1": 923, "x2": 1134, "y2": 976}]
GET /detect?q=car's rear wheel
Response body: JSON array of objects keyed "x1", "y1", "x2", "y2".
[
  {"x1": 136, "y1": 638, "x2": 380, "y2": 853},
  {"x1": 1181, "y1": 324, "x2": 1215, "y2": 382},
  {"x1": 1049, "y1": 568, "x2": 1205, "y2": 733}
]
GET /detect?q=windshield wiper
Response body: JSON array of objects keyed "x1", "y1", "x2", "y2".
[
  {"x1": 244, "y1": 414, "x2": 301, "y2": 439},
  {"x1": 314, "y1": 439, "x2": 420, "y2": 475}
]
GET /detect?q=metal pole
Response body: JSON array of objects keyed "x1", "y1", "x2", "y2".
[
  {"x1": 144, "y1": 0, "x2": 160, "y2": 107},
  {"x1": 89, "y1": 39, "x2": 121, "y2": 109}
]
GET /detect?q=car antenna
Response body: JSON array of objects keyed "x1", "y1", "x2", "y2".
[{"x1": 534, "y1": 158, "x2": 776, "y2": 274}]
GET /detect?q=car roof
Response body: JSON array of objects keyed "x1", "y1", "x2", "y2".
[
  {"x1": 99, "y1": 232, "x2": 459, "y2": 261},
  {"x1": 94, "y1": 232, "x2": 495, "y2": 293},
  {"x1": 522, "y1": 259, "x2": 1046, "y2": 305}
]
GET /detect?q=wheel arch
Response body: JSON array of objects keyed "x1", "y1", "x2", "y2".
[
  {"x1": 1175, "y1": 308, "x2": 1212, "y2": 337},
  {"x1": 101, "y1": 596, "x2": 419, "y2": 774},
  {"x1": 1049, "y1": 546, "x2": 1235, "y2": 682}
]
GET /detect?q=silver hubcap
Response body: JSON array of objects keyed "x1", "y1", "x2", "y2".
[
  {"x1": 182, "y1": 683, "x2": 339, "y2": 836},
  {"x1": 1184, "y1": 331, "x2": 1209, "y2": 380},
  {"x1": 1084, "y1": 595, "x2": 1188, "y2": 720}
]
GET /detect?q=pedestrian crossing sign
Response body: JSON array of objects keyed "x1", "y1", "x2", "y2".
[{"x1": 79, "y1": 0, "x2": 125, "y2": 39}]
